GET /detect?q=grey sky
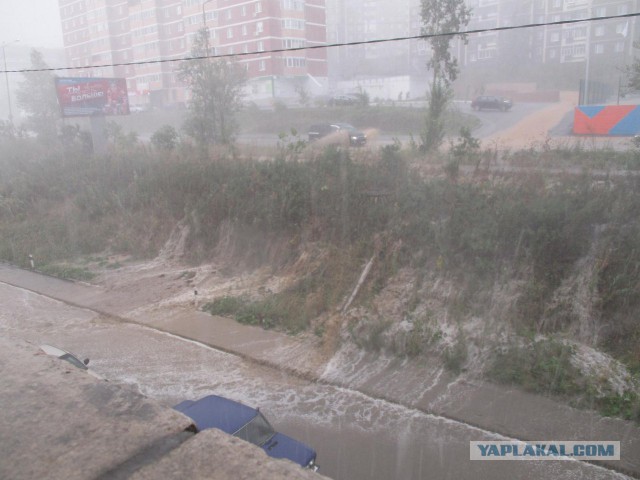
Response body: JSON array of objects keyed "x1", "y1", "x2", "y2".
[{"x1": 0, "y1": 0, "x2": 63, "y2": 50}]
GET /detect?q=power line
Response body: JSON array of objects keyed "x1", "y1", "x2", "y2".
[{"x1": 3, "y1": 11, "x2": 640, "y2": 74}]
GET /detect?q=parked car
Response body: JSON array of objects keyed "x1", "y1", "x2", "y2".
[
  {"x1": 471, "y1": 95, "x2": 513, "y2": 111},
  {"x1": 308, "y1": 122, "x2": 367, "y2": 146},
  {"x1": 327, "y1": 94, "x2": 361, "y2": 106},
  {"x1": 129, "y1": 104, "x2": 150, "y2": 113},
  {"x1": 39, "y1": 344, "x2": 104, "y2": 380},
  {"x1": 174, "y1": 395, "x2": 319, "y2": 471}
]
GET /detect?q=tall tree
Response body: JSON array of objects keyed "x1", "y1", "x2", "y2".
[
  {"x1": 16, "y1": 50, "x2": 60, "y2": 144},
  {"x1": 420, "y1": 0, "x2": 471, "y2": 152},
  {"x1": 179, "y1": 28, "x2": 246, "y2": 147},
  {"x1": 625, "y1": 41, "x2": 640, "y2": 91}
]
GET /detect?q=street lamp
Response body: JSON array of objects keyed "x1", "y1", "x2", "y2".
[
  {"x1": 201, "y1": 0, "x2": 215, "y2": 55},
  {"x1": 1, "y1": 40, "x2": 19, "y2": 127}
]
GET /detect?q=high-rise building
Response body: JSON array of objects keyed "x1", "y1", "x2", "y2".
[
  {"x1": 57, "y1": 0, "x2": 328, "y2": 107},
  {"x1": 462, "y1": 0, "x2": 638, "y2": 67},
  {"x1": 324, "y1": 0, "x2": 638, "y2": 101},
  {"x1": 458, "y1": 0, "x2": 639, "y2": 101},
  {"x1": 207, "y1": 0, "x2": 328, "y2": 102}
]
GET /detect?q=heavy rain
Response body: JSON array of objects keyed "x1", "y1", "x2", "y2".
[{"x1": 0, "y1": 1, "x2": 639, "y2": 479}]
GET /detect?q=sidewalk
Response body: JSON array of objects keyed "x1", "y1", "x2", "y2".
[{"x1": 0, "y1": 263, "x2": 638, "y2": 478}]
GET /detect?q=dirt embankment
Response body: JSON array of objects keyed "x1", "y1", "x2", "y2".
[{"x1": 48, "y1": 225, "x2": 640, "y2": 477}]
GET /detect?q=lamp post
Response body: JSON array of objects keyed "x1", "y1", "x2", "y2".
[
  {"x1": 201, "y1": 0, "x2": 215, "y2": 55},
  {"x1": 1, "y1": 40, "x2": 19, "y2": 127},
  {"x1": 582, "y1": 4, "x2": 593, "y2": 105}
]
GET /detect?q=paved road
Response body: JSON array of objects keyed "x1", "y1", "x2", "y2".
[
  {"x1": 464, "y1": 102, "x2": 553, "y2": 138},
  {"x1": 0, "y1": 274, "x2": 635, "y2": 480},
  {"x1": 234, "y1": 102, "x2": 554, "y2": 148}
]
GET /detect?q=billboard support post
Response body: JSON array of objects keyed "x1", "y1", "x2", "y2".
[{"x1": 90, "y1": 115, "x2": 107, "y2": 155}]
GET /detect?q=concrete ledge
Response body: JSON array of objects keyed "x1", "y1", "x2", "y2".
[{"x1": 0, "y1": 338, "x2": 324, "y2": 480}]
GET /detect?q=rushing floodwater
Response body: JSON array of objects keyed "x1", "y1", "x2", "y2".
[{"x1": 0, "y1": 282, "x2": 632, "y2": 480}]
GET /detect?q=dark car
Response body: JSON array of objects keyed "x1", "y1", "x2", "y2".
[
  {"x1": 308, "y1": 122, "x2": 366, "y2": 146},
  {"x1": 174, "y1": 395, "x2": 318, "y2": 471},
  {"x1": 39, "y1": 344, "x2": 105, "y2": 380},
  {"x1": 471, "y1": 95, "x2": 513, "y2": 111}
]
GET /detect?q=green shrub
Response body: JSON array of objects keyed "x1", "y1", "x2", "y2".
[
  {"x1": 595, "y1": 391, "x2": 640, "y2": 422},
  {"x1": 443, "y1": 335, "x2": 468, "y2": 374},
  {"x1": 151, "y1": 125, "x2": 179, "y2": 150},
  {"x1": 39, "y1": 264, "x2": 95, "y2": 281},
  {"x1": 488, "y1": 340, "x2": 582, "y2": 396},
  {"x1": 202, "y1": 296, "x2": 248, "y2": 317}
]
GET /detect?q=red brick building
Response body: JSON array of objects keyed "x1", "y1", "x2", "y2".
[
  {"x1": 204, "y1": 0, "x2": 328, "y2": 103},
  {"x1": 58, "y1": 0, "x2": 328, "y2": 108}
]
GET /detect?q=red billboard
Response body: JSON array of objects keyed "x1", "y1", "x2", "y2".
[{"x1": 55, "y1": 77, "x2": 130, "y2": 117}]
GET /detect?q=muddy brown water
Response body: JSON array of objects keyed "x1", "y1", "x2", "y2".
[{"x1": 0, "y1": 280, "x2": 633, "y2": 480}]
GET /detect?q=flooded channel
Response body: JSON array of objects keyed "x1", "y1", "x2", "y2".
[{"x1": 0, "y1": 281, "x2": 632, "y2": 480}]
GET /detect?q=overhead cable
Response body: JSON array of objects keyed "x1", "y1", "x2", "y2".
[{"x1": 2, "y1": 11, "x2": 640, "y2": 74}]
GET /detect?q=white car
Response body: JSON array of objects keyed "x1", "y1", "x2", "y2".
[{"x1": 39, "y1": 344, "x2": 104, "y2": 380}]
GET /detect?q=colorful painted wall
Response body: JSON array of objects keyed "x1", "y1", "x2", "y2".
[{"x1": 573, "y1": 105, "x2": 640, "y2": 135}]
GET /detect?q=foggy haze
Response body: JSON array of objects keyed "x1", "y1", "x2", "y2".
[{"x1": 0, "y1": 0, "x2": 63, "y2": 49}]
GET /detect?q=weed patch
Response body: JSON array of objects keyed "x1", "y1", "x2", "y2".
[
  {"x1": 487, "y1": 339, "x2": 640, "y2": 422},
  {"x1": 488, "y1": 339, "x2": 582, "y2": 396},
  {"x1": 38, "y1": 264, "x2": 96, "y2": 282}
]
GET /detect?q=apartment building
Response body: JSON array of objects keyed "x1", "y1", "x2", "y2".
[
  {"x1": 325, "y1": 0, "x2": 421, "y2": 80},
  {"x1": 208, "y1": 0, "x2": 328, "y2": 101},
  {"x1": 323, "y1": 0, "x2": 638, "y2": 101},
  {"x1": 462, "y1": 0, "x2": 638, "y2": 66},
  {"x1": 58, "y1": 0, "x2": 327, "y2": 108}
]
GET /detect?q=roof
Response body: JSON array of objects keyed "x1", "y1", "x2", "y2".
[
  {"x1": 40, "y1": 344, "x2": 69, "y2": 357},
  {"x1": 173, "y1": 395, "x2": 258, "y2": 434}
]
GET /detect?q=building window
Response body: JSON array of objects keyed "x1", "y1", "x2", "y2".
[
  {"x1": 549, "y1": 48, "x2": 556, "y2": 59},
  {"x1": 595, "y1": 25, "x2": 605, "y2": 37},
  {"x1": 618, "y1": 4, "x2": 628, "y2": 15},
  {"x1": 256, "y1": 21, "x2": 264, "y2": 33},
  {"x1": 282, "y1": 18, "x2": 305, "y2": 30},
  {"x1": 226, "y1": 9, "x2": 232, "y2": 20},
  {"x1": 259, "y1": 59, "x2": 266, "y2": 71},
  {"x1": 284, "y1": 57, "x2": 306, "y2": 67},
  {"x1": 242, "y1": 6, "x2": 247, "y2": 16},
  {"x1": 255, "y1": 2, "x2": 262, "y2": 14},
  {"x1": 615, "y1": 41, "x2": 624, "y2": 53},
  {"x1": 227, "y1": 27, "x2": 233, "y2": 38},
  {"x1": 257, "y1": 40, "x2": 264, "y2": 51},
  {"x1": 594, "y1": 44, "x2": 604, "y2": 54},
  {"x1": 283, "y1": 38, "x2": 306, "y2": 49},
  {"x1": 595, "y1": 6, "x2": 606, "y2": 17},
  {"x1": 282, "y1": 0, "x2": 304, "y2": 10},
  {"x1": 242, "y1": 24, "x2": 247, "y2": 35},
  {"x1": 616, "y1": 23, "x2": 628, "y2": 35}
]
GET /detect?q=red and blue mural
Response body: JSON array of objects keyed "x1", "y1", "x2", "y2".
[{"x1": 573, "y1": 105, "x2": 640, "y2": 135}]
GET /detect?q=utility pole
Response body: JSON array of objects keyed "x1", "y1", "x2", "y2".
[
  {"x1": 583, "y1": 3, "x2": 592, "y2": 105},
  {"x1": 2, "y1": 40, "x2": 19, "y2": 127},
  {"x1": 202, "y1": 0, "x2": 215, "y2": 55}
]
